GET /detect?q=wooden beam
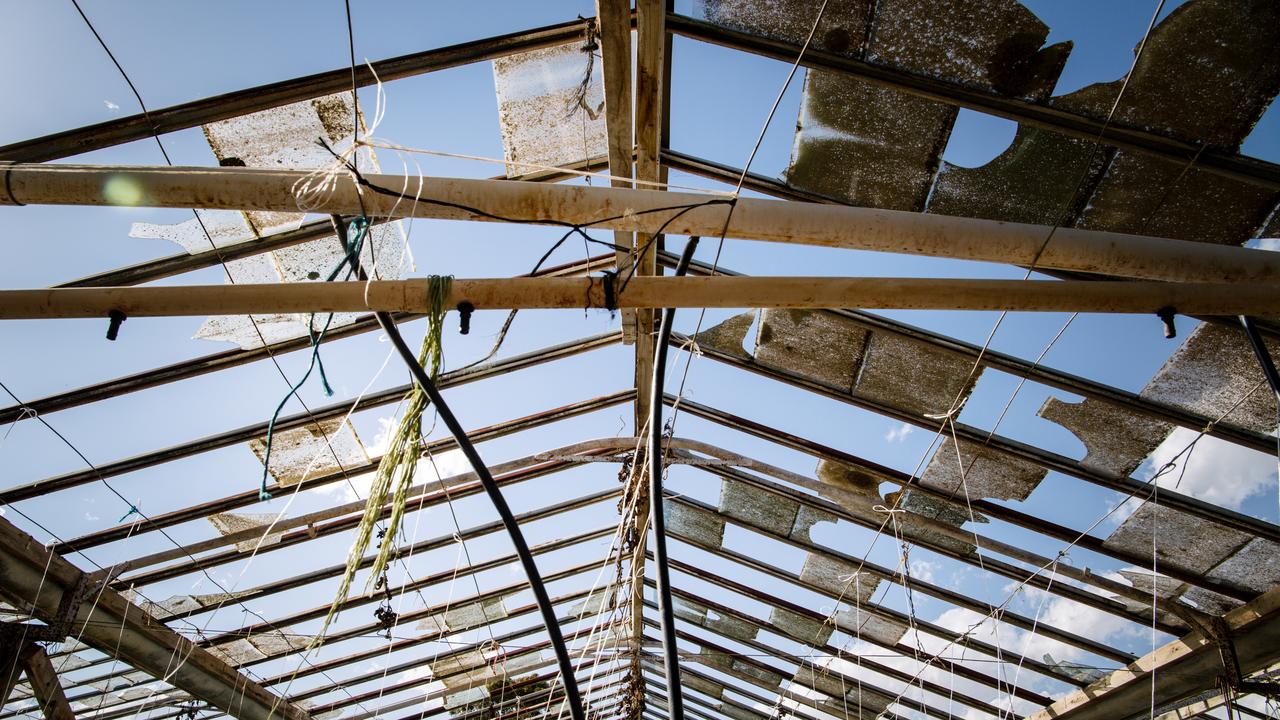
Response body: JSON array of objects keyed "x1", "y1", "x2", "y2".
[
  {"x1": 1025, "y1": 587, "x2": 1280, "y2": 720},
  {"x1": 2, "y1": 277, "x2": 1279, "y2": 318},
  {"x1": 0, "y1": 515, "x2": 309, "y2": 720},
  {"x1": 18, "y1": 644, "x2": 74, "y2": 720},
  {"x1": 5, "y1": 164, "x2": 1279, "y2": 284},
  {"x1": 593, "y1": 0, "x2": 639, "y2": 350},
  {"x1": 629, "y1": 2, "x2": 669, "y2": 716}
]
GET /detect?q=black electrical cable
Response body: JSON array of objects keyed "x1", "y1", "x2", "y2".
[
  {"x1": 647, "y1": 235, "x2": 700, "y2": 720},
  {"x1": 334, "y1": 217, "x2": 585, "y2": 720},
  {"x1": 1239, "y1": 316, "x2": 1280, "y2": 405}
]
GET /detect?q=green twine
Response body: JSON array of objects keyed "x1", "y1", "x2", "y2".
[
  {"x1": 312, "y1": 273, "x2": 453, "y2": 647},
  {"x1": 117, "y1": 505, "x2": 140, "y2": 524},
  {"x1": 257, "y1": 218, "x2": 368, "y2": 501}
]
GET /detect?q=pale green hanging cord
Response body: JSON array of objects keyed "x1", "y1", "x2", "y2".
[{"x1": 312, "y1": 274, "x2": 452, "y2": 646}]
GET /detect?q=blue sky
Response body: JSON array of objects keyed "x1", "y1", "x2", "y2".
[{"x1": 1, "y1": 2, "x2": 1278, "y2": 718}]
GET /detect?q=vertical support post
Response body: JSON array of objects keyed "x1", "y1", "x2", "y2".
[
  {"x1": 594, "y1": 0, "x2": 638, "y2": 346},
  {"x1": 631, "y1": 2, "x2": 669, "y2": 716}
]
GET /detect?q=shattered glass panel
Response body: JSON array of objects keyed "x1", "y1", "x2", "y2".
[
  {"x1": 1206, "y1": 538, "x2": 1280, "y2": 595},
  {"x1": 126, "y1": 591, "x2": 248, "y2": 621},
  {"x1": 207, "y1": 512, "x2": 284, "y2": 552},
  {"x1": 493, "y1": 43, "x2": 607, "y2": 177},
  {"x1": 853, "y1": 331, "x2": 981, "y2": 417},
  {"x1": 719, "y1": 479, "x2": 799, "y2": 537},
  {"x1": 733, "y1": 659, "x2": 785, "y2": 688},
  {"x1": 1038, "y1": 396, "x2": 1172, "y2": 476},
  {"x1": 434, "y1": 597, "x2": 509, "y2": 632},
  {"x1": 831, "y1": 606, "x2": 909, "y2": 646},
  {"x1": 919, "y1": 436, "x2": 1046, "y2": 502},
  {"x1": 248, "y1": 417, "x2": 369, "y2": 488},
  {"x1": 685, "y1": 673, "x2": 724, "y2": 700},
  {"x1": 798, "y1": 553, "x2": 880, "y2": 600},
  {"x1": 444, "y1": 685, "x2": 488, "y2": 709},
  {"x1": 769, "y1": 606, "x2": 833, "y2": 646},
  {"x1": 206, "y1": 639, "x2": 267, "y2": 666},
  {"x1": 929, "y1": 0, "x2": 1279, "y2": 247},
  {"x1": 755, "y1": 309, "x2": 868, "y2": 392},
  {"x1": 767, "y1": 0, "x2": 1065, "y2": 208},
  {"x1": 883, "y1": 487, "x2": 980, "y2": 555},
  {"x1": 1144, "y1": 323, "x2": 1280, "y2": 435},
  {"x1": 203, "y1": 93, "x2": 363, "y2": 235},
  {"x1": 1051, "y1": 0, "x2": 1280, "y2": 147},
  {"x1": 247, "y1": 627, "x2": 313, "y2": 656},
  {"x1": 791, "y1": 504, "x2": 838, "y2": 544},
  {"x1": 129, "y1": 94, "x2": 409, "y2": 349},
  {"x1": 692, "y1": 311, "x2": 755, "y2": 361},
  {"x1": 663, "y1": 500, "x2": 726, "y2": 547},
  {"x1": 717, "y1": 702, "x2": 761, "y2": 720},
  {"x1": 1105, "y1": 503, "x2": 1251, "y2": 574},
  {"x1": 569, "y1": 588, "x2": 617, "y2": 619}
]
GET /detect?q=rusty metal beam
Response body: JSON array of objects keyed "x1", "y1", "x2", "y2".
[
  {"x1": 646, "y1": 583, "x2": 1010, "y2": 718},
  {"x1": 2, "y1": 333, "x2": 621, "y2": 507},
  {"x1": 690, "y1": 458, "x2": 1182, "y2": 636},
  {"x1": 667, "y1": 493, "x2": 1138, "y2": 665},
  {"x1": 663, "y1": 14, "x2": 1280, "y2": 191},
  {"x1": 677, "y1": 332, "x2": 1280, "y2": 547},
  {"x1": 662, "y1": 396, "x2": 1253, "y2": 603},
  {"x1": 0, "y1": 515, "x2": 308, "y2": 720},
  {"x1": 53, "y1": 555, "x2": 619, "y2": 718},
  {"x1": 0, "y1": 18, "x2": 596, "y2": 163}
]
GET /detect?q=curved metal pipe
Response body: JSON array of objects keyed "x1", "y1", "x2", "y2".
[
  {"x1": 334, "y1": 216, "x2": 584, "y2": 720},
  {"x1": 648, "y1": 236, "x2": 700, "y2": 720}
]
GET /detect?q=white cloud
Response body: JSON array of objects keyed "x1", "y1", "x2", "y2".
[
  {"x1": 884, "y1": 423, "x2": 913, "y2": 443},
  {"x1": 1247, "y1": 237, "x2": 1280, "y2": 252},
  {"x1": 908, "y1": 559, "x2": 938, "y2": 584},
  {"x1": 1143, "y1": 427, "x2": 1276, "y2": 510},
  {"x1": 103, "y1": 100, "x2": 119, "y2": 111}
]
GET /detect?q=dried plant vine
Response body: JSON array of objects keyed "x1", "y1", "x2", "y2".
[{"x1": 314, "y1": 274, "x2": 453, "y2": 644}]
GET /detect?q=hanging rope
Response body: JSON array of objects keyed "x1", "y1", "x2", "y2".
[
  {"x1": 255, "y1": 219, "x2": 368, "y2": 500},
  {"x1": 314, "y1": 256, "x2": 451, "y2": 643}
]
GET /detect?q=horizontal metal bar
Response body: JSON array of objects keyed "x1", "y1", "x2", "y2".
[
  {"x1": 647, "y1": 581, "x2": 1008, "y2": 717},
  {"x1": 668, "y1": 493, "x2": 1135, "y2": 665},
  {"x1": 2, "y1": 332, "x2": 620, "y2": 507},
  {"x1": 656, "y1": 555, "x2": 1052, "y2": 705}
]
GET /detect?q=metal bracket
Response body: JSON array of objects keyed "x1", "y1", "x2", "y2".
[
  {"x1": 1200, "y1": 613, "x2": 1280, "y2": 699},
  {"x1": 0, "y1": 568, "x2": 118, "y2": 645}
]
